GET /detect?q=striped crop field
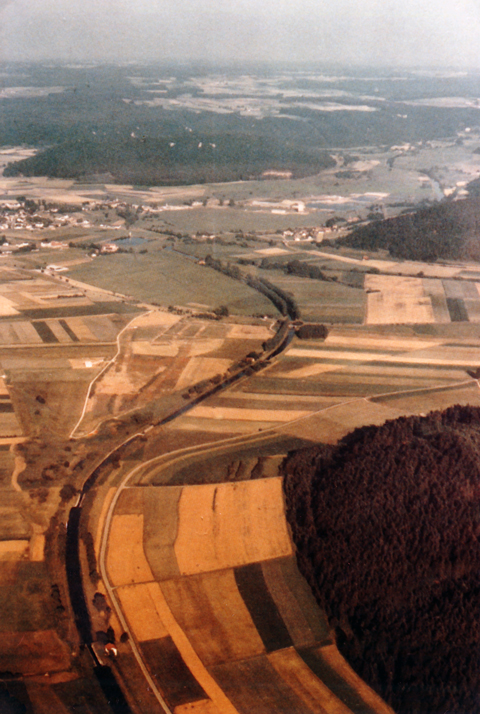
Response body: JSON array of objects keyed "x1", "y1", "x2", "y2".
[
  {"x1": 105, "y1": 471, "x2": 394, "y2": 714},
  {"x1": 365, "y1": 274, "x2": 480, "y2": 325}
]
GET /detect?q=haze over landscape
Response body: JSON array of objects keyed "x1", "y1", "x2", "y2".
[{"x1": 1, "y1": 0, "x2": 480, "y2": 66}]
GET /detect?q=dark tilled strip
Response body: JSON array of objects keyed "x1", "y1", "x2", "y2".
[
  {"x1": 58, "y1": 318, "x2": 80, "y2": 342},
  {"x1": 31, "y1": 321, "x2": 59, "y2": 344},
  {"x1": 210, "y1": 655, "x2": 313, "y2": 714},
  {"x1": 298, "y1": 646, "x2": 378, "y2": 714},
  {"x1": 234, "y1": 562, "x2": 293, "y2": 653},
  {"x1": 446, "y1": 297, "x2": 469, "y2": 323},
  {"x1": 140, "y1": 636, "x2": 206, "y2": 709}
]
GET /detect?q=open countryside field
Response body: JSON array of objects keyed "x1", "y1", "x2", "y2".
[
  {"x1": 365, "y1": 274, "x2": 480, "y2": 324},
  {"x1": 269, "y1": 272, "x2": 366, "y2": 324},
  {"x1": 68, "y1": 250, "x2": 277, "y2": 316}
]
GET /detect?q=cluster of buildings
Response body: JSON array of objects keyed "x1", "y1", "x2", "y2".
[{"x1": 0, "y1": 200, "x2": 92, "y2": 232}]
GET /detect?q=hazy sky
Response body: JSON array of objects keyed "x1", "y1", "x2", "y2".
[{"x1": 1, "y1": 0, "x2": 480, "y2": 67}]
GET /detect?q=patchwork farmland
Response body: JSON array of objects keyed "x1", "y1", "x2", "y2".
[
  {"x1": 101, "y1": 472, "x2": 394, "y2": 714},
  {"x1": 4, "y1": 173, "x2": 480, "y2": 714}
]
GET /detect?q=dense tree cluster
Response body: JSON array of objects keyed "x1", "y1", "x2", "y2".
[
  {"x1": 282, "y1": 405, "x2": 480, "y2": 713},
  {"x1": 341, "y1": 197, "x2": 480, "y2": 262},
  {"x1": 4, "y1": 134, "x2": 333, "y2": 186},
  {"x1": 261, "y1": 258, "x2": 328, "y2": 282}
]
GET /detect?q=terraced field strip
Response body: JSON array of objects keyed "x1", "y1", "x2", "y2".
[
  {"x1": 106, "y1": 514, "x2": 155, "y2": 586},
  {"x1": 187, "y1": 405, "x2": 312, "y2": 422},
  {"x1": 268, "y1": 648, "x2": 351, "y2": 714},
  {"x1": 160, "y1": 570, "x2": 265, "y2": 666},
  {"x1": 287, "y1": 346, "x2": 480, "y2": 368},
  {"x1": 313, "y1": 645, "x2": 394, "y2": 714},
  {"x1": 171, "y1": 417, "x2": 277, "y2": 435},
  {"x1": 142, "y1": 487, "x2": 181, "y2": 581},
  {"x1": 116, "y1": 582, "x2": 169, "y2": 641},
  {"x1": 324, "y1": 333, "x2": 444, "y2": 351},
  {"x1": 298, "y1": 645, "x2": 394, "y2": 714},
  {"x1": 174, "y1": 478, "x2": 293, "y2": 574}
]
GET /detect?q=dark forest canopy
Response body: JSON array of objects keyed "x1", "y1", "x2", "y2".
[
  {"x1": 340, "y1": 196, "x2": 480, "y2": 262},
  {"x1": 282, "y1": 405, "x2": 480, "y2": 714},
  {"x1": 3, "y1": 134, "x2": 334, "y2": 186}
]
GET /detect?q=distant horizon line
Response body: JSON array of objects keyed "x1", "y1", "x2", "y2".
[{"x1": 0, "y1": 58, "x2": 478, "y2": 74}]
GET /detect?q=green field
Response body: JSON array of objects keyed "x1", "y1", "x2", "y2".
[
  {"x1": 146, "y1": 206, "x2": 332, "y2": 234},
  {"x1": 262, "y1": 270, "x2": 366, "y2": 323},
  {"x1": 67, "y1": 249, "x2": 277, "y2": 315}
]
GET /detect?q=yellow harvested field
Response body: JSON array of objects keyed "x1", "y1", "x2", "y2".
[
  {"x1": 134, "y1": 311, "x2": 182, "y2": 327},
  {"x1": 365, "y1": 274, "x2": 434, "y2": 324},
  {"x1": 268, "y1": 648, "x2": 351, "y2": 714},
  {"x1": 143, "y1": 582, "x2": 239, "y2": 714},
  {"x1": 29, "y1": 534, "x2": 45, "y2": 562},
  {"x1": 64, "y1": 317, "x2": 98, "y2": 342},
  {"x1": 325, "y1": 333, "x2": 444, "y2": 352},
  {"x1": 228, "y1": 325, "x2": 272, "y2": 340},
  {"x1": 287, "y1": 347, "x2": 480, "y2": 368},
  {"x1": 0, "y1": 540, "x2": 29, "y2": 559},
  {"x1": 160, "y1": 570, "x2": 265, "y2": 666},
  {"x1": 175, "y1": 358, "x2": 231, "y2": 391},
  {"x1": 116, "y1": 583, "x2": 169, "y2": 641},
  {"x1": 106, "y1": 514, "x2": 154, "y2": 587},
  {"x1": 174, "y1": 700, "x2": 222, "y2": 714},
  {"x1": 174, "y1": 478, "x2": 293, "y2": 575},
  {"x1": 0, "y1": 296, "x2": 19, "y2": 316},
  {"x1": 171, "y1": 417, "x2": 269, "y2": 435},
  {"x1": 320, "y1": 645, "x2": 395, "y2": 714},
  {"x1": 132, "y1": 342, "x2": 178, "y2": 356},
  {"x1": 187, "y1": 405, "x2": 311, "y2": 422},
  {"x1": 281, "y1": 364, "x2": 341, "y2": 379}
]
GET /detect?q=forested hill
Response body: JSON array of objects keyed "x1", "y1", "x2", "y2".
[
  {"x1": 340, "y1": 197, "x2": 480, "y2": 262},
  {"x1": 283, "y1": 405, "x2": 480, "y2": 714},
  {"x1": 3, "y1": 134, "x2": 334, "y2": 185}
]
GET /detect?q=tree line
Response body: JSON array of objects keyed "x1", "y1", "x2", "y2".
[{"x1": 340, "y1": 197, "x2": 480, "y2": 262}]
